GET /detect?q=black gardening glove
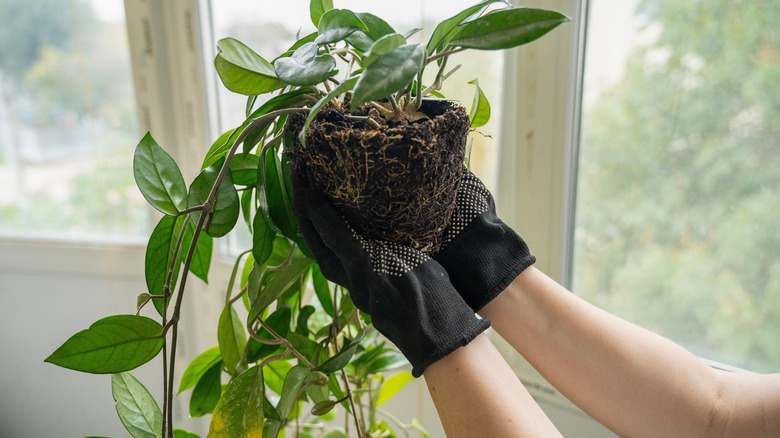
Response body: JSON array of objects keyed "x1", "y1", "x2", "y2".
[
  {"x1": 433, "y1": 171, "x2": 536, "y2": 312},
  {"x1": 292, "y1": 178, "x2": 490, "y2": 377}
]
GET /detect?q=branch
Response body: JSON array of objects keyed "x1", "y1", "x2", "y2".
[{"x1": 425, "y1": 47, "x2": 466, "y2": 65}]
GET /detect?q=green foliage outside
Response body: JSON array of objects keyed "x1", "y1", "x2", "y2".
[{"x1": 574, "y1": 0, "x2": 780, "y2": 372}]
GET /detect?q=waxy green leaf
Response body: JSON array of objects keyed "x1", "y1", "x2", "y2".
[
  {"x1": 189, "y1": 362, "x2": 221, "y2": 417},
  {"x1": 215, "y1": 38, "x2": 285, "y2": 95},
  {"x1": 252, "y1": 210, "x2": 276, "y2": 266},
  {"x1": 248, "y1": 257, "x2": 312, "y2": 325},
  {"x1": 145, "y1": 214, "x2": 185, "y2": 315},
  {"x1": 311, "y1": 264, "x2": 334, "y2": 316},
  {"x1": 133, "y1": 132, "x2": 187, "y2": 215},
  {"x1": 278, "y1": 365, "x2": 312, "y2": 419},
  {"x1": 187, "y1": 157, "x2": 240, "y2": 238},
  {"x1": 315, "y1": 9, "x2": 368, "y2": 45},
  {"x1": 426, "y1": 0, "x2": 502, "y2": 55},
  {"x1": 260, "y1": 145, "x2": 296, "y2": 240},
  {"x1": 247, "y1": 304, "x2": 291, "y2": 363},
  {"x1": 346, "y1": 12, "x2": 397, "y2": 52},
  {"x1": 46, "y1": 315, "x2": 164, "y2": 374},
  {"x1": 182, "y1": 220, "x2": 213, "y2": 283},
  {"x1": 179, "y1": 346, "x2": 221, "y2": 394},
  {"x1": 273, "y1": 42, "x2": 337, "y2": 86},
  {"x1": 263, "y1": 360, "x2": 294, "y2": 395},
  {"x1": 208, "y1": 365, "x2": 265, "y2": 437},
  {"x1": 351, "y1": 44, "x2": 426, "y2": 110},
  {"x1": 449, "y1": 7, "x2": 569, "y2": 50},
  {"x1": 229, "y1": 153, "x2": 260, "y2": 186},
  {"x1": 173, "y1": 430, "x2": 201, "y2": 438},
  {"x1": 218, "y1": 305, "x2": 247, "y2": 374},
  {"x1": 314, "y1": 329, "x2": 365, "y2": 373},
  {"x1": 112, "y1": 372, "x2": 162, "y2": 438},
  {"x1": 363, "y1": 33, "x2": 406, "y2": 67},
  {"x1": 309, "y1": 0, "x2": 334, "y2": 26},
  {"x1": 377, "y1": 371, "x2": 414, "y2": 406},
  {"x1": 468, "y1": 78, "x2": 491, "y2": 127}
]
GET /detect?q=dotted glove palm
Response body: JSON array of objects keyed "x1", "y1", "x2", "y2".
[
  {"x1": 292, "y1": 179, "x2": 490, "y2": 377},
  {"x1": 434, "y1": 172, "x2": 536, "y2": 312}
]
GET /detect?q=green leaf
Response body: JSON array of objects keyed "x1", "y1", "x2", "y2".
[
  {"x1": 208, "y1": 366, "x2": 265, "y2": 437},
  {"x1": 215, "y1": 38, "x2": 285, "y2": 95},
  {"x1": 296, "y1": 305, "x2": 316, "y2": 336},
  {"x1": 229, "y1": 153, "x2": 260, "y2": 186},
  {"x1": 190, "y1": 362, "x2": 221, "y2": 417},
  {"x1": 202, "y1": 128, "x2": 239, "y2": 170},
  {"x1": 449, "y1": 7, "x2": 569, "y2": 50},
  {"x1": 252, "y1": 210, "x2": 276, "y2": 266},
  {"x1": 173, "y1": 430, "x2": 201, "y2": 438},
  {"x1": 311, "y1": 264, "x2": 334, "y2": 316},
  {"x1": 274, "y1": 42, "x2": 337, "y2": 86},
  {"x1": 314, "y1": 329, "x2": 365, "y2": 373},
  {"x1": 315, "y1": 9, "x2": 369, "y2": 45},
  {"x1": 240, "y1": 188, "x2": 254, "y2": 231},
  {"x1": 298, "y1": 77, "x2": 358, "y2": 147},
  {"x1": 468, "y1": 78, "x2": 491, "y2": 128},
  {"x1": 351, "y1": 44, "x2": 426, "y2": 111},
  {"x1": 111, "y1": 372, "x2": 162, "y2": 438},
  {"x1": 261, "y1": 145, "x2": 297, "y2": 240},
  {"x1": 363, "y1": 33, "x2": 406, "y2": 67},
  {"x1": 46, "y1": 315, "x2": 164, "y2": 374},
  {"x1": 187, "y1": 158, "x2": 240, "y2": 238},
  {"x1": 263, "y1": 360, "x2": 293, "y2": 395},
  {"x1": 218, "y1": 305, "x2": 247, "y2": 374},
  {"x1": 346, "y1": 12, "x2": 397, "y2": 52},
  {"x1": 246, "y1": 261, "x2": 264, "y2": 306},
  {"x1": 278, "y1": 365, "x2": 312, "y2": 419},
  {"x1": 179, "y1": 346, "x2": 221, "y2": 394},
  {"x1": 426, "y1": 0, "x2": 501, "y2": 55},
  {"x1": 248, "y1": 258, "x2": 313, "y2": 324},
  {"x1": 311, "y1": 400, "x2": 337, "y2": 416},
  {"x1": 182, "y1": 220, "x2": 213, "y2": 284},
  {"x1": 309, "y1": 0, "x2": 334, "y2": 26},
  {"x1": 133, "y1": 132, "x2": 187, "y2": 215},
  {"x1": 377, "y1": 371, "x2": 414, "y2": 406},
  {"x1": 145, "y1": 214, "x2": 185, "y2": 315},
  {"x1": 247, "y1": 304, "x2": 291, "y2": 363}
]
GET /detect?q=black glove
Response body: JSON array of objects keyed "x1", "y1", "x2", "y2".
[
  {"x1": 292, "y1": 179, "x2": 490, "y2": 377},
  {"x1": 433, "y1": 171, "x2": 536, "y2": 312}
]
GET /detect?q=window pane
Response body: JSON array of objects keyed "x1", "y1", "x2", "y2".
[
  {"x1": 573, "y1": 0, "x2": 780, "y2": 372},
  {"x1": 0, "y1": 0, "x2": 147, "y2": 242}
]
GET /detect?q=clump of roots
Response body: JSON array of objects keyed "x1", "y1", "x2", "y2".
[{"x1": 288, "y1": 99, "x2": 470, "y2": 254}]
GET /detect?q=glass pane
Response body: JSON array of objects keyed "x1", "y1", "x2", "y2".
[
  {"x1": 573, "y1": 0, "x2": 780, "y2": 372},
  {"x1": 0, "y1": 0, "x2": 147, "y2": 242}
]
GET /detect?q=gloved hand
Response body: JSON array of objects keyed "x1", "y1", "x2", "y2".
[
  {"x1": 433, "y1": 171, "x2": 536, "y2": 312},
  {"x1": 291, "y1": 175, "x2": 490, "y2": 377}
]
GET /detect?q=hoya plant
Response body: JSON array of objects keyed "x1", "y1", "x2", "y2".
[{"x1": 45, "y1": 1, "x2": 567, "y2": 437}]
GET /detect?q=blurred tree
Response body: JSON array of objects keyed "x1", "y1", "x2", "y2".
[{"x1": 575, "y1": 0, "x2": 780, "y2": 372}]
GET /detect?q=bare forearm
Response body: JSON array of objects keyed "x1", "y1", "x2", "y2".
[
  {"x1": 480, "y1": 267, "x2": 780, "y2": 437},
  {"x1": 423, "y1": 333, "x2": 563, "y2": 438}
]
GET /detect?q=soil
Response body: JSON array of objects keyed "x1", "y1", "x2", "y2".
[{"x1": 287, "y1": 98, "x2": 470, "y2": 254}]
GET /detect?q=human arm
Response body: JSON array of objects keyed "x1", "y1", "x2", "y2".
[
  {"x1": 424, "y1": 332, "x2": 563, "y2": 438},
  {"x1": 480, "y1": 266, "x2": 780, "y2": 438}
]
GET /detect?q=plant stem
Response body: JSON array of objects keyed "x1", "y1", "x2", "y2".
[
  {"x1": 341, "y1": 368, "x2": 363, "y2": 437},
  {"x1": 346, "y1": 115, "x2": 381, "y2": 129},
  {"x1": 160, "y1": 107, "x2": 310, "y2": 437},
  {"x1": 425, "y1": 47, "x2": 466, "y2": 65}
]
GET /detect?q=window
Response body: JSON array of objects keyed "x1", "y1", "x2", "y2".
[
  {"x1": 0, "y1": 0, "x2": 147, "y2": 242},
  {"x1": 572, "y1": 0, "x2": 780, "y2": 373}
]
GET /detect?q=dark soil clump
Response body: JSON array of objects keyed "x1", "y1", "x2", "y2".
[{"x1": 288, "y1": 99, "x2": 470, "y2": 254}]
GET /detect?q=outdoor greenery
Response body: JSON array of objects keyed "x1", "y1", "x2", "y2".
[
  {"x1": 574, "y1": 0, "x2": 780, "y2": 373},
  {"x1": 45, "y1": 1, "x2": 566, "y2": 437}
]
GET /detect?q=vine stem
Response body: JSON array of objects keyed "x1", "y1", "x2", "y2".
[
  {"x1": 425, "y1": 47, "x2": 466, "y2": 65},
  {"x1": 160, "y1": 107, "x2": 310, "y2": 438}
]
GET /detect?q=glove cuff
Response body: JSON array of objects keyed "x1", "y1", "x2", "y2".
[
  {"x1": 434, "y1": 212, "x2": 535, "y2": 312},
  {"x1": 410, "y1": 316, "x2": 491, "y2": 377}
]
